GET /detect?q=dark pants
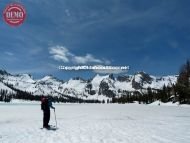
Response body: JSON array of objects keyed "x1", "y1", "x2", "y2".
[{"x1": 43, "y1": 110, "x2": 50, "y2": 127}]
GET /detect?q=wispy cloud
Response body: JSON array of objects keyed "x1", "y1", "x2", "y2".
[
  {"x1": 49, "y1": 46, "x2": 110, "y2": 64},
  {"x1": 4, "y1": 52, "x2": 14, "y2": 56},
  {"x1": 73, "y1": 54, "x2": 103, "y2": 64},
  {"x1": 29, "y1": 47, "x2": 43, "y2": 55},
  {"x1": 93, "y1": 69, "x2": 128, "y2": 74}
]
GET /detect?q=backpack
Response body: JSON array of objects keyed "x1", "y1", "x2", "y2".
[{"x1": 41, "y1": 97, "x2": 48, "y2": 110}]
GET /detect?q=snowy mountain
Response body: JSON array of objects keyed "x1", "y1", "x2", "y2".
[
  {"x1": 0, "y1": 69, "x2": 178, "y2": 101},
  {"x1": 0, "y1": 81, "x2": 15, "y2": 94}
]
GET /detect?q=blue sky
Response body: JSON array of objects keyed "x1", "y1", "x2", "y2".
[{"x1": 0, "y1": 0, "x2": 190, "y2": 80}]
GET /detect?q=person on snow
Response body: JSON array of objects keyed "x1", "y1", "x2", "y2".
[{"x1": 41, "y1": 96, "x2": 55, "y2": 128}]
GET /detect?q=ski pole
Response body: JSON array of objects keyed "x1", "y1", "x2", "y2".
[{"x1": 54, "y1": 109, "x2": 57, "y2": 128}]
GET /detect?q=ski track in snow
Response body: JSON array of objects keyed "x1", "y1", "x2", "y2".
[{"x1": 0, "y1": 104, "x2": 190, "y2": 143}]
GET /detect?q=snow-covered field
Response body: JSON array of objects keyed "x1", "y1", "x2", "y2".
[{"x1": 0, "y1": 104, "x2": 190, "y2": 143}]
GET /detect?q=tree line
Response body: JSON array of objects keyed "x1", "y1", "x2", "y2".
[
  {"x1": 0, "y1": 83, "x2": 101, "y2": 103},
  {"x1": 112, "y1": 60, "x2": 190, "y2": 104}
]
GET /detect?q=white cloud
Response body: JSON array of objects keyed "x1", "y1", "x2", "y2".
[
  {"x1": 49, "y1": 46, "x2": 71, "y2": 63},
  {"x1": 73, "y1": 54, "x2": 103, "y2": 64},
  {"x1": 49, "y1": 46, "x2": 110, "y2": 64}
]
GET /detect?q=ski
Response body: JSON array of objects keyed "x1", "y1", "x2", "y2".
[{"x1": 40, "y1": 125, "x2": 58, "y2": 131}]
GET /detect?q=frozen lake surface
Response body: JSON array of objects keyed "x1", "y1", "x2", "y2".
[{"x1": 0, "y1": 103, "x2": 190, "y2": 143}]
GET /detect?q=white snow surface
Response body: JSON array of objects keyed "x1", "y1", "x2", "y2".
[
  {"x1": 0, "y1": 104, "x2": 189, "y2": 143},
  {"x1": 115, "y1": 81, "x2": 134, "y2": 91}
]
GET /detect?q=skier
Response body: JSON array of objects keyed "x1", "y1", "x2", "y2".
[{"x1": 41, "y1": 96, "x2": 55, "y2": 128}]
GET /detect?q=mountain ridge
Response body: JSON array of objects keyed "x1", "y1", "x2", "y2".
[{"x1": 0, "y1": 69, "x2": 178, "y2": 101}]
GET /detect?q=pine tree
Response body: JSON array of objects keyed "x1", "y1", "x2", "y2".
[
  {"x1": 176, "y1": 60, "x2": 190, "y2": 104},
  {"x1": 161, "y1": 84, "x2": 168, "y2": 102}
]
